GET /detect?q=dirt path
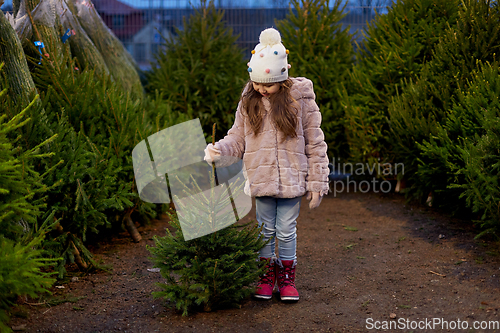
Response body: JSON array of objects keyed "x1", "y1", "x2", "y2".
[{"x1": 8, "y1": 190, "x2": 500, "y2": 332}]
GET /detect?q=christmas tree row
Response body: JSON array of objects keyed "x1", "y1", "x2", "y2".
[
  {"x1": 0, "y1": 0, "x2": 191, "y2": 329},
  {"x1": 342, "y1": 0, "x2": 500, "y2": 237}
]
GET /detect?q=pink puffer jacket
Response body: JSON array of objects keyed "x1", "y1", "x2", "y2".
[{"x1": 214, "y1": 77, "x2": 329, "y2": 198}]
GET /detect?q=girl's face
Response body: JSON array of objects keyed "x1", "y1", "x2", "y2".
[{"x1": 252, "y1": 82, "x2": 280, "y2": 97}]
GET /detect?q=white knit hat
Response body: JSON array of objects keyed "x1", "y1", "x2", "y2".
[{"x1": 247, "y1": 28, "x2": 291, "y2": 83}]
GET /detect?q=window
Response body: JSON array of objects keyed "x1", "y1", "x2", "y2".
[
  {"x1": 112, "y1": 15, "x2": 124, "y2": 28},
  {"x1": 135, "y1": 43, "x2": 146, "y2": 62},
  {"x1": 124, "y1": 43, "x2": 134, "y2": 56},
  {"x1": 151, "y1": 43, "x2": 162, "y2": 56}
]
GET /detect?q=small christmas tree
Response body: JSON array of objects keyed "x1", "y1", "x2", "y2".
[
  {"x1": 145, "y1": 0, "x2": 247, "y2": 140},
  {"x1": 148, "y1": 170, "x2": 267, "y2": 315},
  {"x1": 276, "y1": 0, "x2": 354, "y2": 158}
]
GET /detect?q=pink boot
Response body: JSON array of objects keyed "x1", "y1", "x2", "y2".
[
  {"x1": 276, "y1": 259, "x2": 299, "y2": 301},
  {"x1": 254, "y1": 257, "x2": 276, "y2": 300}
]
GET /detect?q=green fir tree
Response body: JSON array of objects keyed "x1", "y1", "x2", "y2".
[
  {"x1": 276, "y1": 0, "x2": 354, "y2": 158},
  {"x1": 0, "y1": 61, "x2": 58, "y2": 242},
  {"x1": 148, "y1": 172, "x2": 267, "y2": 316},
  {"x1": 442, "y1": 63, "x2": 500, "y2": 237},
  {"x1": 22, "y1": 53, "x2": 137, "y2": 275},
  {"x1": 13, "y1": 40, "x2": 188, "y2": 276},
  {"x1": 0, "y1": 232, "x2": 59, "y2": 333},
  {"x1": 389, "y1": 0, "x2": 500, "y2": 209},
  {"x1": 342, "y1": 0, "x2": 459, "y2": 169},
  {"x1": 146, "y1": 0, "x2": 247, "y2": 140},
  {"x1": 0, "y1": 65, "x2": 60, "y2": 332}
]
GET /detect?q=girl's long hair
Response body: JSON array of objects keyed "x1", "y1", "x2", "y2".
[{"x1": 241, "y1": 78, "x2": 298, "y2": 140}]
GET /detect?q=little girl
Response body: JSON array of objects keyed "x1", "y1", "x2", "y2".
[{"x1": 204, "y1": 28, "x2": 329, "y2": 301}]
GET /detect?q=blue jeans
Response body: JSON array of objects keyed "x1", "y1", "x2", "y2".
[{"x1": 256, "y1": 196, "x2": 302, "y2": 261}]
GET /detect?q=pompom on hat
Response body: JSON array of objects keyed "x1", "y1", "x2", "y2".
[{"x1": 247, "y1": 28, "x2": 290, "y2": 83}]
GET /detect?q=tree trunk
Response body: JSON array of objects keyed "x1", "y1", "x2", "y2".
[
  {"x1": 70, "y1": 240, "x2": 88, "y2": 270},
  {"x1": 124, "y1": 212, "x2": 142, "y2": 243}
]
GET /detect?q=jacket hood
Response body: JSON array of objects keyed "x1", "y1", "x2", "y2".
[{"x1": 290, "y1": 77, "x2": 316, "y2": 100}]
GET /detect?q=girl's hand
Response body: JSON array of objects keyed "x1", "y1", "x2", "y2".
[
  {"x1": 204, "y1": 143, "x2": 240, "y2": 168},
  {"x1": 306, "y1": 192, "x2": 323, "y2": 209},
  {"x1": 204, "y1": 143, "x2": 220, "y2": 165}
]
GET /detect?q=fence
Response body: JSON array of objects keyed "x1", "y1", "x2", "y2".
[
  {"x1": 90, "y1": 0, "x2": 386, "y2": 70},
  {"x1": 0, "y1": 0, "x2": 387, "y2": 71}
]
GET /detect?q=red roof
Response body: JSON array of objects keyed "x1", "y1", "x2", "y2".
[{"x1": 93, "y1": 0, "x2": 139, "y2": 15}]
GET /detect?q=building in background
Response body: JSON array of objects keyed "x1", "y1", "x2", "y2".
[
  {"x1": 128, "y1": 13, "x2": 177, "y2": 69},
  {"x1": 94, "y1": 0, "x2": 144, "y2": 38}
]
